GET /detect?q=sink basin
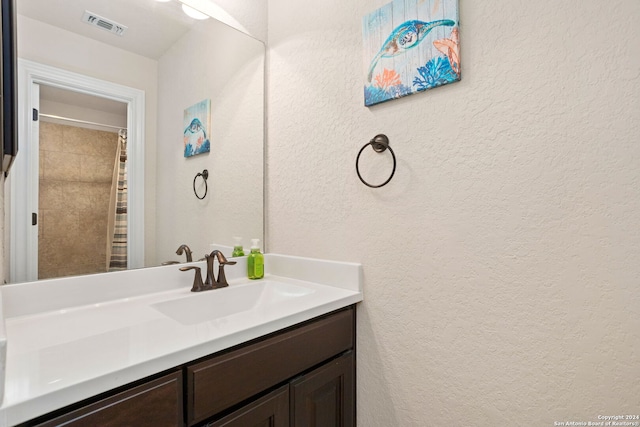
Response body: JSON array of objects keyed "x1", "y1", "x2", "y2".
[{"x1": 151, "y1": 281, "x2": 315, "y2": 325}]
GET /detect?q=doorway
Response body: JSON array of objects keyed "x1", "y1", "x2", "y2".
[
  {"x1": 37, "y1": 85, "x2": 127, "y2": 279},
  {"x1": 7, "y1": 60, "x2": 145, "y2": 283}
]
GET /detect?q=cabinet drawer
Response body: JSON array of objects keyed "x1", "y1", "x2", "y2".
[
  {"x1": 35, "y1": 371, "x2": 183, "y2": 427},
  {"x1": 187, "y1": 308, "x2": 354, "y2": 425}
]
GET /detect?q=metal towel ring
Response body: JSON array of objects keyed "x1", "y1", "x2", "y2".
[
  {"x1": 356, "y1": 134, "x2": 396, "y2": 188},
  {"x1": 193, "y1": 169, "x2": 209, "y2": 199}
]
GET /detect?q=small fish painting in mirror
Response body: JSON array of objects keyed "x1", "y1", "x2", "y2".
[
  {"x1": 363, "y1": 0, "x2": 460, "y2": 106},
  {"x1": 184, "y1": 99, "x2": 211, "y2": 157}
]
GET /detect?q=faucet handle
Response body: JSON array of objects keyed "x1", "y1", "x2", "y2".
[
  {"x1": 179, "y1": 266, "x2": 208, "y2": 292},
  {"x1": 215, "y1": 251, "x2": 237, "y2": 266},
  {"x1": 214, "y1": 251, "x2": 237, "y2": 288}
]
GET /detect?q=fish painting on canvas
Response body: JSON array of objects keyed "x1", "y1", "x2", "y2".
[
  {"x1": 363, "y1": 0, "x2": 460, "y2": 106},
  {"x1": 184, "y1": 99, "x2": 211, "y2": 157}
]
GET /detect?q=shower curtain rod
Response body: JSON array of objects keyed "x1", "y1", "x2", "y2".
[{"x1": 39, "y1": 113, "x2": 126, "y2": 131}]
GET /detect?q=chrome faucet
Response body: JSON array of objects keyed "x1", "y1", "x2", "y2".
[
  {"x1": 176, "y1": 244, "x2": 193, "y2": 262},
  {"x1": 180, "y1": 250, "x2": 236, "y2": 292}
]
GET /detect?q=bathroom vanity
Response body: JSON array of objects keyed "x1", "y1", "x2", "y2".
[
  {"x1": 0, "y1": 254, "x2": 362, "y2": 426},
  {"x1": 30, "y1": 307, "x2": 354, "y2": 426}
]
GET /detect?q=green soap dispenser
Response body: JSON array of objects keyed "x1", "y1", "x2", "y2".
[
  {"x1": 231, "y1": 237, "x2": 245, "y2": 257},
  {"x1": 247, "y1": 239, "x2": 264, "y2": 280}
]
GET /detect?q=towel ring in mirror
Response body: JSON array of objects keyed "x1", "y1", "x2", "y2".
[{"x1": 193, "y1": 169, "x2": 209, "y2": 199}]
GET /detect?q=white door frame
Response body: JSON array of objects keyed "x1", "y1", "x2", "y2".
[{"x1": 8, "y1": 59, "x2": 145, "y2": 283}]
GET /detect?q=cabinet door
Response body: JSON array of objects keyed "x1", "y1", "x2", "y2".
[
  {"x1": 291, "y1": 351, "x2": 354, "y2": 427},
  {"x1": 35, "y1": 371, "x2": 183, "y2": 427},
  {"x1": 206, "y1": 385, "x2": 289, "y2": 427}
]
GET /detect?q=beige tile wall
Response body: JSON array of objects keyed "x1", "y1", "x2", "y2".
[{"x1": 38, "y1": 122, "x2": 118, "y2": 279}]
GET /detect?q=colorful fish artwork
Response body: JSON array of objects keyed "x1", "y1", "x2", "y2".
[
  {"x1": 184, "y1": 99, "x2": 211, "y2": 157},
  {"x1": 362, "y1": 0, "x2": 460, "y2": 106},
  {"x1": 184, "y1": 118, "x2": 210, "y2": 157},
  {"x1": 367, "y1": 19, "x2": 455, "y2": 82}
]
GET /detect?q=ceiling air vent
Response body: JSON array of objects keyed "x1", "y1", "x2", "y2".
[{"x1": 81, "y1": 11, "x2": 127, "y2": 36}]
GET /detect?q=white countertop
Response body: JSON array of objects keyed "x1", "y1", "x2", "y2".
[{"x1": 0, "y1": 254, "x2": 362, "y2": 426}]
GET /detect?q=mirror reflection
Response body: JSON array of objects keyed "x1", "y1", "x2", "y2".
[{"x1": 4, "y1": 0, "x2": 265, "y2": 283}]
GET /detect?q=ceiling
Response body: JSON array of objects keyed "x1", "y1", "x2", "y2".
[
  {"x1": 17, "y1": 0, "x2": 199, "y2": 59},
  {"x1": 19, "y1": 0, "x2": 207, "y2": 117}
]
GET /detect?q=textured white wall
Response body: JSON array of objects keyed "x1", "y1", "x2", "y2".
[
  {"x1": 155, "y1": 21, "x2": 264, "y2": 263},
  {"x1": 16, "y1": 15, "x2": 159, "y2": 266},
  {"x1": 267, "y1": 0, "x2": 640, "y2": 425}
]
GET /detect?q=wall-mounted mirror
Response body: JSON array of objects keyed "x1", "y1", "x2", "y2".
[{"x1": 4, "y1": 0, "x2": 265, "y2": 283}]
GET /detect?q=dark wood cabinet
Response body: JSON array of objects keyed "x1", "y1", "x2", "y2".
[
  {"x1": 34, "y1": 371, "x2": 183, "y2": 427},
  {"x1": 205, "y1": 385, "x2": 289, "y2": 427},
  {"x1": 186, "y1": 308, "x2": 354, "y2": 425},
  {"x1": 290, "y1": 351, "x2": 354, "y2": 427},
  {"x1": 24, "y1": 306, "x2": 356, "y2": 427},
  {"x1": 203, "y1": 351, "x2": 354, "y2": 427}
]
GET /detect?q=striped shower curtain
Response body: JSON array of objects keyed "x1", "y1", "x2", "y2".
[{"x1": 106, "y1": 130, "x2": 128, "y2": 271}]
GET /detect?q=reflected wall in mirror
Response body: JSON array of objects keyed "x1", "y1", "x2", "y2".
[{"x1": 4, "y1": 0, "x2": 265, "y2": 284}]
